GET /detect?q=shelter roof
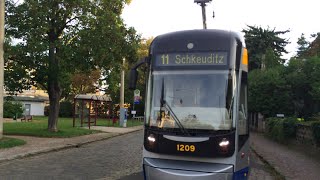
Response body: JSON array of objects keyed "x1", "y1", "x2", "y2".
[{"x1": 74, "y1": 94, "x2": 112, "y2": 102}]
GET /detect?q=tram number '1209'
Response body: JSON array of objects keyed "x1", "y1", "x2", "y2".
[{"x1": 177, "y1": 144, "x2": 196, "y2": 152}]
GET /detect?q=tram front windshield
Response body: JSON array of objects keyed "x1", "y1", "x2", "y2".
[{"x1": 146, "y1": 70, "x2": 234, "y2": 131}]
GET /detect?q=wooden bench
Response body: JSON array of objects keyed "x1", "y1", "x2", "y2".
[
  {"x1": 21, "y1": 115, "x2": 33, "y2": 122},
  {"x1": 133, "y1": 116, "x2": 144, "y2": 122}
]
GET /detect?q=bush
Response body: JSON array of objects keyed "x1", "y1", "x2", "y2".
[
  {"x1": 282, "y1": 117, "x2": 298, "y2": 138},
  {"x1": 266, "y1": 118, "x2": 278, "y2": 133},
  {"x1": 311, "y1": 122, "x2": 320, "y2": 145},
  {"x1": 266, "y1": 117, "x2": 298, "y2": 143},
  {"x1": 269, "y1": 119, "x2": 285, "y2": 142},
  {"x1": 59, "y1": 101, "x2": 73, "y2": 117},
  {"x1": 44, "y1": 106, "x2": 50, "y2": 116},
  {"x1": 4, "y1": 100, "x2": 24, "y2": 118}
]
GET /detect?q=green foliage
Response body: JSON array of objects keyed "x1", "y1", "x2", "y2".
[
  {"x1": 306, "y1": 57, "x2": 320, "y2": 101},
  {"x1": 266, "y1": 118, "x2": 278, "y2": 134},
  {"x1": 266, "y1": 117, "x2": 298, "y2": 143},
  {"x1": 242, "y1": 25, "x2": 290, "y2": 70},
  {"x1": 248, "y1": 67, "x2": 293, "y2": 117},
  {"x1": 285, "y1": 57, "x2": 320, "y2": 119},
  {"x1": 282, "y1": 117, "x2": 298, "y2": 138},
  {"x1": 296, "y1": 33, "x2": 310, "y2": 58},
  {"x1": 249, "y1": 56, "x2": 320, "y2": 119},
  {"x1": 5, "y1": 0, "x2": 140, "y2": 131},
  {"x1": 270, "y1": 120, "x2": 285, "y2": 142},
  {"x1": 59, "y1": 101, "x2": 73, "y2": 117},
  {"x1": 3, "y1": 100, "x2": 24, "y2": 118},
  {"x1": 311, "y1": 122, "x2": 320, "y2": 144}
]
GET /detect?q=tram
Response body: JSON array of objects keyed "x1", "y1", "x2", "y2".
[{"x1": 129, "y1": 29, "x2": 249, "y2": 180}]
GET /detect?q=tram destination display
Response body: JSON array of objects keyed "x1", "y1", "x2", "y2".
[{"x1": 155, "y1": 52, "x2": 228, "y2": 67}]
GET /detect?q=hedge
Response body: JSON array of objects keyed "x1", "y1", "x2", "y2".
[
  {"x1": 311, "y1": 122, "x2": 320, "y2": 145},
  {"x1": 3, "y1": 100, "x2": 24, "y2": 119},
  {"x1": 266, "y1": 117, "x2": 298, "y2": 143}
]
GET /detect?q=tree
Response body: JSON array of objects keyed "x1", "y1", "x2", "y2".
[
  {"x1": 126, "y1": 37, "x2": 154, "y2": 115},
  {"x1": 285, "y1": 56, "x2": 320, "y2": 119},
  {"x1": 3, "y1": 99, "x2": 24, "y2": 119},
  {"x1": 242, "y1": 25, "x2": 290, "y2": 70},
  {"x1": 305, "y1": 33, "x2": 320, "y2": 57},
  {"x1": 296, "y1": 33, "x2": 310, "y2": 58},
  {"x1": 248, "y1": 67, "x2": 293, "y2": 117},
  {"x1": 285, "y1": 58, "x2": 309, "y2": 117},
  {"x1": 264, "y1": 47, "x2": 281, "y2": 69},
  {"x1": 105, "y1": 37, "x2": 153, "y2": 108},
  {"x1": 134, "y1": 37, "x2": 154, "y2": 98},
  {"x1": 70, "y1": 69, "x2": 101, "y2": 97},
  {"x1": 5, "y1": 0, "x2": 139, "y2": 132}
]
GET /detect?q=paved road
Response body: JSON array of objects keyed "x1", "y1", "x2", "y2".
[
  {"x1": 119, "y1": 148, "x2": 275, "y2": 180},
  {"x1": 251, "y1": 132, "x2": 320, "y2": 180},
  {"x1": 0, "y1": 131, "x2": 143, "y2": 180},
  {"x1": 0, "y1": 130, "x2": 274, "y2": 180}
]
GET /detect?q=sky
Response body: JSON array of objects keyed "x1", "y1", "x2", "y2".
[{"x1": 121, "y1": 0, "x2": 320, "y2": 60}]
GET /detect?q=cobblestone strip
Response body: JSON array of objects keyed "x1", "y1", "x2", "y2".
[{"x1": 250, "y1": 132, "x2": 320, "y2": 180}]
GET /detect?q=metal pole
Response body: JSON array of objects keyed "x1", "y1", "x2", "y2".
[
  {"x1": 0, "y1": 0, "x2": 5, "y2": 139},
  {"x1": 120, "y1": 58, "x2": 125, "y2": 108},
  {"x1": 201, "y1": 2, "x2": 207, "y2": 29},
  {"x1": 120, "y1": 58, "x2": 125, "y2": 127}
]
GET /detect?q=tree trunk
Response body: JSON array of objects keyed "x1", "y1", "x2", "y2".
[
  {"x1": 47, "y1": 30, "x2": 61, "y2": 132},
  {"x1": 48, "y1": 87, "x2": 61, "y2": 132}
]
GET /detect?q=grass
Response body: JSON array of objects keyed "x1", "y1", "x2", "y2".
[
  {"x1": 4, "y1": 116, "x2": 99, "y2": 138},
  {"x1": 4, "y1": 116, "x2": 143, "y2": 138},
  {"x1": 95, "y1": 118, "x2": 144, "y2": 127},
  {"x1": 0, "y1": 137, "x2": 26, "y2": 149}
]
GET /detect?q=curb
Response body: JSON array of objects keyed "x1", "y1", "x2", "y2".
[
  {"x1": 250, "y1": 147, "x2": 286, "y2": 180},
  {"x1": 0, "y1": 127, "x2": 143, "y2": 164}
]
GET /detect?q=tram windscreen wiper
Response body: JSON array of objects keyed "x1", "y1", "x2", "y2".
[
  {"x1": 164, "y1": 101, "x2": 190, "y2": 136},
  {"x1": 159, "y1": 78, "x2": 190, "y2": 136}
]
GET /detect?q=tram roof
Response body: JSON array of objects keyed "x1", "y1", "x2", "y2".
[{"x1": 150, "y1": 29, "x2": 245, "y2": 54}]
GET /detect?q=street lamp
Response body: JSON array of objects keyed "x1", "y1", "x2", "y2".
[
  {"x1": 0, "y1": 0, "x2": 5, "y2": 139},
  {"x1": 194, "y1": 0, "x2": 213, "y2": 29},
  {"x1": 120, "y1": 58, "x2": 127, "y2": 127}
]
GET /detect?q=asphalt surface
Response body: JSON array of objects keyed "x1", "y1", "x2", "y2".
[
  {"x1": 0, "y1": 131, "x2": 143, "y2": 180},
  {"x1": 0, "y1": 130, "x2": 275, "y2": 180},
  {"x1": 118, "y1": 148, "x2": 275, "y2": 180},
  {"x1": 2, "y1": 126, "x2": 319, "y2": 180}
]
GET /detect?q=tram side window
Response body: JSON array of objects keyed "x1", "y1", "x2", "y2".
[{"x1": 238, "y1": 72, "x2": 248, "y2": 135}]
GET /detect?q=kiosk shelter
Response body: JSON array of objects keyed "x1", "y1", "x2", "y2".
[{"x1": 73, "y1": 94, "x2": 112, "y2": 129}]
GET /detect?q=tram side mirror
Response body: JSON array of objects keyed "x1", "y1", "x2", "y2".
[
  {"x1": 129, "y1": 69, "x2": 138, "y2": 90},
  {"x1": 129, "y1": 57, "x2": 148, "y2": 90}
]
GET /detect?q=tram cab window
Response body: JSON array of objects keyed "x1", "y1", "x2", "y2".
[
  {"x1": 238, "y1": 72, "x2": 248, "y2": 135},
  {"x1": 148, "y1": 71, "x2": 234, "y2": 130}
]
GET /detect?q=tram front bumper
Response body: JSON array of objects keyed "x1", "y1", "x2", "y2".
[{"x1": 143, "y1": 158, "x2": 233, "y2": 180}]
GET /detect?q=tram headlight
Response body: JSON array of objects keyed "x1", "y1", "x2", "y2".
[
  {"x1": 219, "y1": 139, "x2": 229, "y2": 147},
  {"x1": 219, "y1": 138, "x2": 229, "y2": 153},
  {"x1": 147, "y1": 134, "x2": 157, "y2": 148},
  {"x1": 148, "y1": 134, "x2": 156, "y2": 143}
]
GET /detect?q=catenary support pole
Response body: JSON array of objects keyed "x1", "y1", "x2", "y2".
[{"x1": 0, "y1": 0, "x2": 5, "y2": 139}]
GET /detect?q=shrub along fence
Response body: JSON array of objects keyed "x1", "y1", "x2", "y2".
[
  {"x1": 265, "y1": 117, "x2": 297, "y2": 143},
  {"x1": 265, "y1": 117, "x2": 320, "y2": 148}
]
